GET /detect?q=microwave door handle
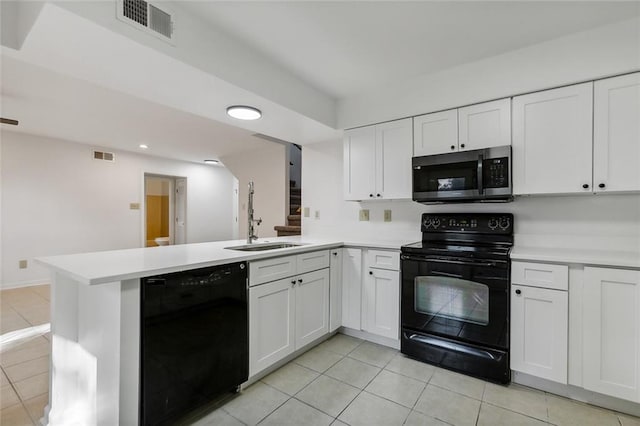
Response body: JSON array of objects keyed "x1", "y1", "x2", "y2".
[{"x1": 477, "y1": 154, "x2": 484, "y2": 195}]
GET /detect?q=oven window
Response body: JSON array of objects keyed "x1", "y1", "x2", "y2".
[
  {"x1": 414, "y1": 161, "x2": 478, "y2": 192},
  {"x1": 414, "y1": 276, "x2": 489, "y2": 325}
]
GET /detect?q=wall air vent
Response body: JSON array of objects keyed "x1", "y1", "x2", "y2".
[
  {"x1": 93, "y1": 150, "x2": 115, "y2": 162},
  {"x1": 117, "y1": 0, "x2": 174, "y2": 43}
]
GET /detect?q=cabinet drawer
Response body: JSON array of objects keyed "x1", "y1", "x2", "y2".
[
  {"x1": 297, "y1": 250, "x2": 330, "y2": 274},
  {"x1": 511, "y1": 261, "x2": 568, "y2": 291},
  {"x1": 366, "y1": 250, "x2": 399, "y2": 271},
  {"x1": 250, "y1": 255, "x2": 297, "y2": 286}
]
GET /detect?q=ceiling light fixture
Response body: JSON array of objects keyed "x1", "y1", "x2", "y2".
[
  {"x1": 226, "y1": 105, "x2": 262, "y2": 120},
  {"x1": 204, "y1": 159, "x2": 219, "y2": 164},
  {"x1": 139, "y1": 144, "x2": 148, "y2": 149}
]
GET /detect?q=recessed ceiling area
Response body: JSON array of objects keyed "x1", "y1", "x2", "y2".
[
  {"x1": 0, "y1": 56, "x2": 279, "y2": 164},
  {"x1": 180, "y1": 1, "x2": 640, "y2": 98}
]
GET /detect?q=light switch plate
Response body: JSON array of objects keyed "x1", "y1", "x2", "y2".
[
  {"x1": 359, "y1": 209, "x2": 369, "y2": 221},
  {"x1": 303, "y1": 207, "x2": 310, "y2": 217},
  {"x1": 130, "y1": 203, "x2": 140, "y2": 210},
  {"x1": 315, "y1": 210, "x2": 320, "y2": 219},
  {"x1": 19, "y1": 259, "x2": 27, "y2": 269},
  {"x1": 384, "y1": 210, "x2": 392, "y2": 222}
]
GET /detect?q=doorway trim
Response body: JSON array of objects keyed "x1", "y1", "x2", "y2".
[{"x1": 141, "y1": 172, "x2": 187, "y2": 248}]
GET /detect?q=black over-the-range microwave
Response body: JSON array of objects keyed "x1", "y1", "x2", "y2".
[{"x1": 412, "y1": 145, "x2": 512, "y2": 203}]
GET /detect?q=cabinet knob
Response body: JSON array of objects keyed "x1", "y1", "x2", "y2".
[
  {"x1": 515, "y1": 289, "x2": 521, "y2": 295},
  {"x1": 291, "y1": 280, "x2": 296, "y2": 285},
  {"x1": 369, "y1": 271, "x2": 373, "y2": 275},
  {"x1": 369, "y1": 194, "x2": 374, "y2": 197},
  {"x1": 450, "y1": 145, "x2": 455, "y2": 150},
  {"x1": 460, "y1": 143, "x2": 465, "y2": 148},
  {"x1": 298, "y1": 279, "x2": 303, "y2": 283},
  {"x1": 599, "y1": 183, "x2": 606, "y2": 189},
  {"x1": 376, "y1": 193, "x2": 381, "y2": 197},
  {"x1": 332, "y1": 252, "x2": 338, "y2": 256},
  {"x1": 582, "y1": 184, "x2": 589, "y2": 189}
]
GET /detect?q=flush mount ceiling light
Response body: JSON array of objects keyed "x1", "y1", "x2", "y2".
[
  {"x1": 139, "y1": 144, "x2": 149, "y2": 149},
  {"x1": 226, "y1": 105, "x2": 261, "y2": 120},
  {"x1": 204, "y1": 159, "x2": 219, "y2": 164}
]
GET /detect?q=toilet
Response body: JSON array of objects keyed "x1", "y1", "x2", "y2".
[{"x1": 155, "y1": 237, "x2": 170, "y2": 246}]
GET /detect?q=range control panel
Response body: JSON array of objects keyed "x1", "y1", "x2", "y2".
[{"x1": 421, "y1": 213, "x2": 513, "y2": 234}]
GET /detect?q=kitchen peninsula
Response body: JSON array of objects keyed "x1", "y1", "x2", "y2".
[{"x1": 35, "y1": 237, "x2": 405, "y2": 425}]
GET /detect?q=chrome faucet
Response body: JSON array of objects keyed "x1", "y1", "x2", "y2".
[{"x1": 247, "y1": 181, "x2": 262, "y2": 244}]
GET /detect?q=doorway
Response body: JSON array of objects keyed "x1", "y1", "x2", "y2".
[{"x1": 144, "y1": 174, "x2": 187, "y2": 247}]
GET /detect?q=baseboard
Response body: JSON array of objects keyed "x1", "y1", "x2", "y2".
[
  {"x1": 339, "y1": 327, "x2": 400, "y2": 350},
  {"x1": 513, "y1": 371, "x2": 640, "y2": 417},
  {"x1": 1, "y1": 279, "x2": 50, "y2": 290}
]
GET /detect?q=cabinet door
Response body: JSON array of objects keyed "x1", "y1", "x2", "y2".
[
  {"x1": 249, "y1": 278, "x2": 295, "y2": 376},
  {"x1": 342, "y1": 248, "x2": 362, "y2": 330},
  {"x1": 362, "y1": 268, "x2": 399, "y2": 340},
  {"x1": 375, "y1": 118, "x2": 413, "y2": 199},
  {"x1": 344, "y1": 125, "x2": 376, "y2": 200},
  {"x1": 511, "y1": 285, "x2": 568, "y2": 384},
  {"x1": 413, "y1": 109, "x2": 458, "y2": 156},
  {"x1": 594, "y1": 72, "x2": 640, "y2": 193},
  {"x1": 512, "y1": 82, "x2": 593, "y2": 195},
  {"x1": 295, "y1": 269, "x2": 330, "y2": 348},
  {"x1": 458, "y1": 98, "x2": 511, "y2": 151},
  {"x1": 584, "y1": 267, "x2": 640, "y2": 402},
  {"x1": 329, "y1": 249, "x2": 343, "y2": 332}
]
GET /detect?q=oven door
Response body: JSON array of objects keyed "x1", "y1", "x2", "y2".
[{"x1": 401, "y1": 254, "x2": 509, "y2": 350}]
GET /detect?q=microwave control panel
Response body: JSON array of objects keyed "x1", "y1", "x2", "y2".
[{"x1": 483, "y1": 157, "x2": 509, "y2": 188}]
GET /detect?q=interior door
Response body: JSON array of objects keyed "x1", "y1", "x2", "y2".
[{"x1": 174, "y1": 178, "x2": 187, "y2": 244}]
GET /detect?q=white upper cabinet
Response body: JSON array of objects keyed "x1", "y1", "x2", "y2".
[
  {"x1": 512, "y1": 82, "x2": 593, "y2": 195},
  {"x1": 593, "y1": 72, "x2": 640, "y2": 193},
  {"x1": 413, "y1": 109, "x2": 458, "y2": 156},
  {"x1": 414, "y1": 99, "x2": 510, "y2": 156},
  {"x1": 344, "y1": 125, "x2": 376, "y2": 200},
  {"x1": 344, "y1": 118, "x2": 412, "y2": 200},
  {"x1": 458, "y1": 98, "x2": 511, "y2": 151}
]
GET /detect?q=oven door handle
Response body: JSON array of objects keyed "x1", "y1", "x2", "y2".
[{"x1": 401, "y1": 254, "x2": 504, "y2": 268}]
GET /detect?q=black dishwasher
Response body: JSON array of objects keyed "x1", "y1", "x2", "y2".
[{"x1": 140, "y1": 262, "x2": 248, "y2": 426}]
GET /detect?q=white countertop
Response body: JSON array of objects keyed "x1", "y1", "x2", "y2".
[
  {"x1": 36, "y1": 236, "x2": 411, "y2": 286},
  {"x1": 511, "y1": 246, "x2": 640, "y2": 269}
]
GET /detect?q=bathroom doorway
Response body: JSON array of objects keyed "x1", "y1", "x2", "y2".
[{"x1": 144, "y1": 174, "x2": 187, "y2": 247}]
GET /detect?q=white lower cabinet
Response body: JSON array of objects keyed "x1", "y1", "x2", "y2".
[
  {"x1": 341, "y1": 248, "x2": 363, "y2": 330},
  {"x1": 511, "y1": 284, "x2": 568, "y2": 384},
  {"x1": 295, "y1": 269, "x2": 330, "y2": 348},
  {"x1": 362, "y1": 267, "x2": 400, "y2": 340},
  {"x1": 249, "y1": 278, "x2": 296, "y2": 375},
  {"x1": 329, "y1": 249, "x2": 343, "y2": 332},
  {"x1": 583, "y1": 267, "x2": 640, "y2": 402}
]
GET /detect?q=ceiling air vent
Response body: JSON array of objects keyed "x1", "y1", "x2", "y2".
[
  {"x1": 118, "y1": 0, "x2": 174, "y2": 43},
  {"x1": 93, "y1": 150, "x2": 115, "y2": 162}
]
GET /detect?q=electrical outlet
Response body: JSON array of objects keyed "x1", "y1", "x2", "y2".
[
  {"x1": 19, "y1": 259, "x2": 27, "y2": 269},
  {"x1": 359, "y1": 209, "x2": 369, "y2": 221},
  {"x1": 315, "y1": 210, "x2": 320, "y2": 219},
  {"x1": 129, "y1": 203, "x2": 140, "y2": 210},
  {"x1": 303, "y1": 207, "x2": 310, "y2": 217},
  {"x1": 384, "y1": 210, "x2": 392, "y2": 222}
]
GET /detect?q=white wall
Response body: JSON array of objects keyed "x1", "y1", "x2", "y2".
[
  {"x1": 1, "y1": 131, "x2": 238, "y2": 288},
  {"x1": 221, "y1": 143, "x2": 287, "y2": 240},
  {"x1": 338, "y1": 16, "x2": 640, "y2": 129},
  {"x1": 302, "y1": 139, "x2": 640, "y2": 252}
]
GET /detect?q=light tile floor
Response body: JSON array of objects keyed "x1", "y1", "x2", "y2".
[{"x1": 2, "y1": 285, "x2": 640, "y2": 426}]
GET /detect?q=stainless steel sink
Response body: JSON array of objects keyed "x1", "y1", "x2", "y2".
[{"x1": 225, "y1": 242, "x2": 304, "y2": 252}]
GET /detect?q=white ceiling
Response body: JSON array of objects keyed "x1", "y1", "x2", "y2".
[
  {"x1": 2, "y1": 1, "x2": 639, "y2": 165},
  {"x1": 180, "y1": 1, "x2": 640, "y2": 99},
  {"x1": 0, "y1": 56, "x2": 277, "y2": 164}
]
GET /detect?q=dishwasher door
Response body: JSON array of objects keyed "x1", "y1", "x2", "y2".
[{"x1": 140, "y1": 262, "x2": 248, "y2": 426}]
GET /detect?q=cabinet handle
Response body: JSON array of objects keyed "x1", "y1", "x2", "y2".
[
  {"x1": 460, "y1": 144, "x2": 465, "y2": 148},
  {"x1": 515, "y1": 289, "x2": 521, "y2": 295},
  {"x1": 582, "y1": 184, "x2": 589, "y2": 189},
  {"x1": 369, "y1": 271, "x2": 373, "y2": 275},
  {"x1": 298, "y1": 279, "x2": 303, "y2": 283},
  {"x1": 450, "y1": 145, "x2": 455, "y2": 150},
  {"x1": 599, "y1": 183, "x2": 606, "y2": 189}
]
